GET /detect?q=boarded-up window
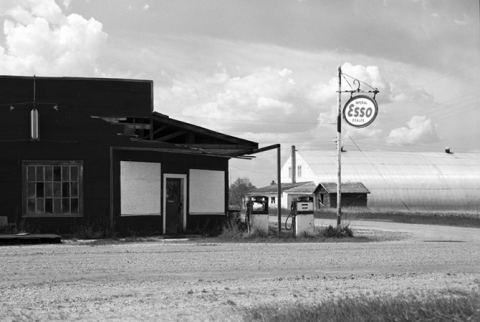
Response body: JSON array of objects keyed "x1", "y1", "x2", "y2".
[
  {"x1": 189, "y1": 169, "x2": 225, "y2": 215},
  {"x1": 121, "y1": 161, "x2": 161, "y2": 216}
]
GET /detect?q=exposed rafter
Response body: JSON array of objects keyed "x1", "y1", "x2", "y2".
[{"x1": 156, "y1": 130, "x2": 187, "y2": 142}]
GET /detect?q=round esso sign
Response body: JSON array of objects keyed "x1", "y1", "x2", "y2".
[{"x1": 343, "y1": 95, "x2": 378, "y2": 128}]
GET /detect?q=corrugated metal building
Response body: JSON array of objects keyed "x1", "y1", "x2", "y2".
[{"x1": 283, "y1": 150, "x2": 480, "y2": 211}]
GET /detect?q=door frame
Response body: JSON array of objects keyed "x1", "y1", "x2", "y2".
[{"x1": 163, "y1": 174, "x2": 187, "y2": 235}]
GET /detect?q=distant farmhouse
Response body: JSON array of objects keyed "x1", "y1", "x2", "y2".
[
  {"x1": 0, "y1": 75, "x2": 259, "y2": 235},
  {"x1": 246, "y1": 181, "x2": 316, "y2": 210},
  {"x1": 250, "y1": 147, "x2": 480, "y2": 211}
]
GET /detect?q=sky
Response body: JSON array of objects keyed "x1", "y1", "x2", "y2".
[{"x1": 0, "y1": 0, "x2": 479, "y2": 187}]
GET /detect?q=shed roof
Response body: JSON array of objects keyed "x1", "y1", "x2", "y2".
[{"x1": 315, "y1": 182, "x2": 370, "y2": 194}]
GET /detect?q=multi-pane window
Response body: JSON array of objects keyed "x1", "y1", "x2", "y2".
[
  {"x1": 297, "y1": 165, "x2": 302, "y2": 178},
  {"x1": 24, "y1": 162, "x2": 82, "y2": 216}
]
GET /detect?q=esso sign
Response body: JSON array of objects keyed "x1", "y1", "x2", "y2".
[{"x1": 343, "y1": 95, "x2": 378, "y2": 128}]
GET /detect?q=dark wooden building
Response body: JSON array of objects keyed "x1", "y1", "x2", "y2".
[
  {"x1": 314, "y1": 182, "x2": 370, "y2": 208},
  {"x1": 0, "y1": 75, "x2": 258, "y2": 235}
]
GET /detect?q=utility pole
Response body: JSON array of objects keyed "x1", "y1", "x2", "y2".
[
  {"x1": 291, "y1": 145, "x2": 296, "y2": 184},
  {"x1": 337, "y1": 65, "x2": 342, "y2": 227},
  {"x1": 277, "y1": 145, "x2": 281, "y2": 236}
]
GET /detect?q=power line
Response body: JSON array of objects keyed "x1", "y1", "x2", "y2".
[{"x1": 415, "y1": 63, "x2": 480, "y2": 87}]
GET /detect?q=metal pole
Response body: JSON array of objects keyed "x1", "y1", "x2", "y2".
[
  {"x1": 291, "y1": 145, "x2": 296, "y2": 183},
  {"x1": 337, "y1": 66, "x2": 342, "y2": 227},
  {"x1": 277, "y1": 145, "x2": 282, "y2": 236}
]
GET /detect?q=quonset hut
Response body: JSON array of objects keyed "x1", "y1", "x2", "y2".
[{"x1": 282, "y1": 150, "x2": 480, "y2": 211}]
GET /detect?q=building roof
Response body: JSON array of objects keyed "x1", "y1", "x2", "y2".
[
  {"x1": 315, "y1": 182, "x2": 370, "y2": 194},
  {"x1": 0, "y1": 75, "x2": 260, "y2": 159},
  {"x1": 286, "y1": 181, "x2": 317, "y2": 194},
  {"x1": 247, "y1": 181, "x2": 315, "y2": 196}
]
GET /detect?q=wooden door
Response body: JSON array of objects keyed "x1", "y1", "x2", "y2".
[{"x1": 165, "y1": 178, "x2": 182, "y2": 234}]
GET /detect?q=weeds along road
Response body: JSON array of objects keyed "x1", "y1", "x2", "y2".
[{"x1": 1, "y1": 221, "x2": 480, "y2": 321}]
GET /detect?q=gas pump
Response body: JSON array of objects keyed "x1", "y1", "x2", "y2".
[
  {"x1": 246, "y1": 196, "x2": 269, "y2": 234},
  {"x1": 285, "y1": 196, "x2": 315, "y2": 237}
]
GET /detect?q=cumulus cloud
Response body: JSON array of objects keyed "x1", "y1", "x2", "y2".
[
  {"x1": 62, "y1": 0, "x2": 72, "y2": 9},
  {"x1": 307, "y1": 62, "x2": 392, "y2": 107},
  {"x1": 386, "y1": 115, "x2": 439, "y2": 146},
  {"x1": 454, "y1": 13, "x2": 471, "y2": 25},
  {"x1": 0, "y1": 0, "x2": 107, "y2": 76},
  {"x1": 344, "y1": 126, "x2": 382, "y2": 140},
  {"x1": 158, "y1": 66, "x2": 316, "y2": 134},
  {"x1": 389, "y1": 77, "x2": 433, "y2": 103}
]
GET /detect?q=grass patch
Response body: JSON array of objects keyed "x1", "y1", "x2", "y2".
[
  {"x1": 0, "y1": 219, "x2": 39, "y2": 235},
  {"x1": 242, "y1": 290, "x2": 480, "y2": 322},
  {"x1": 214, "y1": 219, "x2": 356, "y2": 243},
  {"x1": 311, "y1": 208, "x2": 480, "y2": 228}
]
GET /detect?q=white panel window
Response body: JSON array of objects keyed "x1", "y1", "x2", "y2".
[
  {"x1": 189, "y1": 169, "x2": 225, "y2": 215},
  {"x1": 121, "y1": 161, "x2": 161, "y2": 216}
]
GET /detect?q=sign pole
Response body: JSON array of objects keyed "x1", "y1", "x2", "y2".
[{"x1": 337, "y1": 66, "x2": 342, "y2": 228}]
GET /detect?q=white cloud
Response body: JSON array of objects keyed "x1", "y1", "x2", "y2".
[
  {"x1": 386, "y1": 115, "x2": 439, "y2": 146},
  {"x1": 340, "y1": 63, "x2": 391, "y2": 104},
  {"x1": 389, "y1": 77, "x2": 433, "y2": 103},
  {"x1": 454, "y1": 14, "x2": 471, "y2": 25},
  {"x1": 344, "y1": 126, "x2": 382, "y2": 140},
  {"x1": 307, "y1": 62, "x2": 392, "y2": 107},
  {"x1": 62, "y1": 0, "x2": 72, "y2": 9},
  {"x1": 158, "y1": 66, "x2": 317, "y2": 134},
  {"x1": 143, "y1": 4, "x2": 150, "y2": 11},
  {"x1": 0, "y1": 0, "x2": 107, "y2": 76}
]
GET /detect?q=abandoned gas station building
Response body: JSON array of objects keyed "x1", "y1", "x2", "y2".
[{"x1": 0, "y1": 75, "x2": 259, "y2": 234}]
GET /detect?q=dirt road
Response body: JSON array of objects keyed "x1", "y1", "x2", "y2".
[{"x1": 1, "y1": 220, "x2": 479, "y2": 321}]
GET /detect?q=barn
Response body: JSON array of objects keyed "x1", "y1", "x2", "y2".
[
  {"x1": 282, "y1": 149, "x2": 480, "y2": 211},
  {"x1": 314, "y1": 182, "x2": 370, "y2": 208},
  {"x1": 0, "y1": 75, "x2": 259, "y2": 235}
]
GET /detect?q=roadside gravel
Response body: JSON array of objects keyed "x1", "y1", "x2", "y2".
[{"x1": 1, "y1": 220, "x2": 479, "y2": 321}]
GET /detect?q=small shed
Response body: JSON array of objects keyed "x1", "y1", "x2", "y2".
[{"x1": 314, "y1": 182, "x2": 370, "y2": 208}]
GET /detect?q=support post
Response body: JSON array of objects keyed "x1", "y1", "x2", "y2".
[
  {"x1": 337, "y1": 65, "x2": 342, "y2": 227},
  {"x1": 277, "y1": 145, "x2": 281, "y2": 236}
]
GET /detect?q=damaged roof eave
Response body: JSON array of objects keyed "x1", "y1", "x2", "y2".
[{"x1": 151, "y1": 111, "x2": 258, "y2": 148}]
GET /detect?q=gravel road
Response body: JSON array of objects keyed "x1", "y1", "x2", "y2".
[{"x1": 1, "y1": 220, "x2": 479, "y2": 321}]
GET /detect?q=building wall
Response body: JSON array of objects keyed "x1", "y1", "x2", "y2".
[
  {"x1": 281, "y1": 153, "x2": 316, "y2": 184},
  {"x1": 112, "y1": 149, "x2": 229, "y2": 234},
  {"x1": 0, "y1": 139, "x2": 113, "y2": 233},
  {"x1": 320, "y1": 193, "x2": 368, "y2": 208},
  {"x1": 0, "y1": 77, "x2": 152, "y2": 233}
]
